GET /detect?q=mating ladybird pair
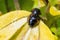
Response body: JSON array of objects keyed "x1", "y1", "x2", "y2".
[
  {"x1": 28, "y1": 0, "x2": 48, "y2": 28},
  {"x1": 28, "y1": 8, "x2": 41, "y2": 28}
]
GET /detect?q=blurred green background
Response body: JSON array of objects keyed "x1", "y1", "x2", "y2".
[{"x1": 0, "y1": 0, "x2": 34, "y2": 14}]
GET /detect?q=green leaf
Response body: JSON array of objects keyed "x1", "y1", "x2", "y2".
[
  {"x1": 57, "y1": 28, "x2": 60, "y2": 36},
  {"x1": 48, "y1": 0, "x2": 58, "y2": 6},
  {"x1": 50, "y1": 26, "x2": 57, "y2": 35},
  {"x1": 0, "y1": 0, "x2": 7, "y2": 13},
  {"x1": 56, "y1": 17, "x2": 60, "y2": 36},
  {"x1": 7, "y1": 0, "x2": 16, "y2": 11},
  {"x1": 32, "y1": 0, "x2": 39, "y2": 8},
  {"x1": 19, "y1": 0, "x2": 33, "y2": 11},
  {"x1": 56, "y1": 18, "x2": 60, "y2": 27},
  {"x1": 40, "y1": 6, "x2": 47, "y2": 16}
]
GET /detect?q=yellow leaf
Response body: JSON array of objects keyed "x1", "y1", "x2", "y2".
[
  {"x1": 50, "y1": 6, "x2": 60, "y2": 16},
  {"x1": 0, "y1": 10, "x2": 58, "y2": 40},
  {"x1": 0, "y1": 10, "x2": 31, "y2": 29},
  {"x1": 39, "y1": 20, "x2": 58, "y2": 40}
]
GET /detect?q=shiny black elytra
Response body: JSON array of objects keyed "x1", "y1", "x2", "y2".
[{"x1": 28, "y1": 8, "x2": 41, "y2": 28}]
